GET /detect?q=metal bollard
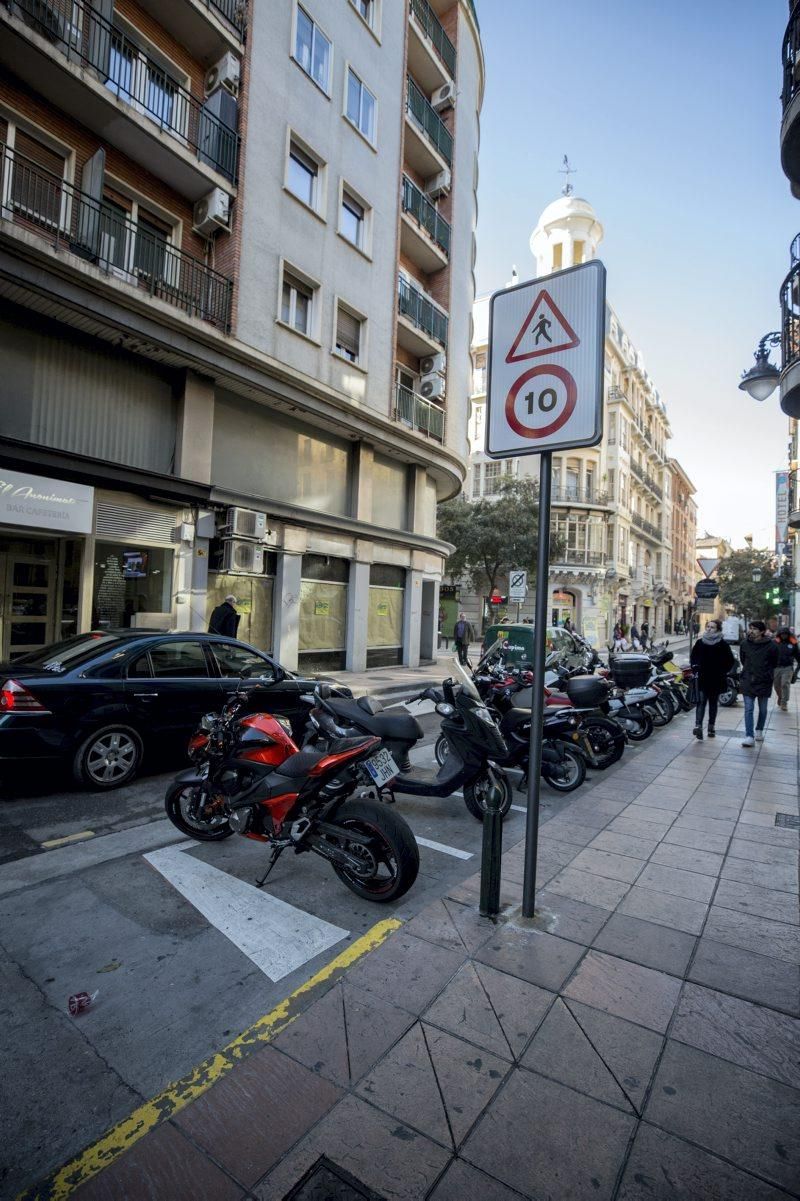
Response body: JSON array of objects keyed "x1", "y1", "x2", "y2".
[{"x1": 479, "y1": 776, "x2": 504, "y2": 917}]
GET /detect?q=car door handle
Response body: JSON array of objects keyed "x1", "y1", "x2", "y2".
[{"x1": 133, "y1": 692, "x2": 159, "y2": 698}]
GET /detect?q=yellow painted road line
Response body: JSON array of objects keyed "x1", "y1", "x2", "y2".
[
  {"x1": 20, "y1": 917, "x2": 402, "y2": 1201},
  {"x1": 40, "y1": 831, "x2": 95, "y2": 850}
]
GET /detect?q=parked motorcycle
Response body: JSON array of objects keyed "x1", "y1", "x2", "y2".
[
  {"x1": 718, "y1": 661, "x2": 742, "y2": 707},
  {"x1": 165, "y1": 682, "x2": 419, "y2": 902},
  {"x1": 307, "y1": 661, "x2": 514, "y2": 821}
]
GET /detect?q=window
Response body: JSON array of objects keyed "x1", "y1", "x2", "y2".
[
  {"x1": 340, "y1": 188, "x2": 364, "y2": 247},
  {"x1": 127, "y1": 652, "x2": 152, "y2": 678},
  {"x1": 473, "y1": 352, "x2": 486, "y2": 394},
  {"x1": 335, "y1": 303, "x2": 363, "y2": 364},
  {"x1": 346, "y1": 68, "x2": 376, "y2": 142},
  {"x1": 134, "y1": 211, "x2": 169, "y2": 279},
  {"x1": 351, "y1": 0, "x2": 373, "y2": 24},
  {"x1": 149, "y1": 641, "x2": 210, "y2": 678},
  {"x1": 281, "y1": 269, "x2": 315, "y2": 336},
  {"x1": 10, "y1": 130, "x2": 66, "y2": 227},
  {"x1": 106, "y1": 25, "x2": 188, "y2": 139},
  {"x1": 552, "y1": 242, "x2": 563, "y2": 270},
  {"x1": 573, "y1": 240, "x2": 584, "y2": 264},
  {"x1": 484, "y1": 461, "x2": 501, "y2": 496},
  {"x1": 210, "y1": 643, "x2": 275, "y2": 679},
  {"x1": 295, "y1": 6, "x2": 331, "y2": 92},
  {"x1": 287, "y1": 141, "x2": 318, "y2": 208},
  {"x1": 472, "y1": 464, "x2": 482, "y2": 498}
]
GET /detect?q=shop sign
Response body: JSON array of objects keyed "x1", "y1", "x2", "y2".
[
  {"x1": 0, "y1": 468, "x2": 93, "y2": 534},
  {"x1": 376, "y1": 601, "x2": 389, "y2": 617},
  {"x1": 314, "y1": 600, "x2": 330, "y2": 617},
  {"x1": 440, "y1": 585, "x2": 460, "y2": 598}
]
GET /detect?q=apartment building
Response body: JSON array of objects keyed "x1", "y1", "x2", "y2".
[
  {"x1": 0, "y1": 0, "x2": 483, "y2": 670},
  {"x1": 464, "y1": 189, "x2": 678, "y2": 643},
  {"x1": 668, "y1": 458, "x2": 698, "y2": 630}
]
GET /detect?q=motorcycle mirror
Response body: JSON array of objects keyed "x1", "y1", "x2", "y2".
[
  {"x1": 316, "y1": 683, "x2": 332, "y2": 700},
  {"x1": 435, "y1": 702, "x2": 455, "y2": 717}
]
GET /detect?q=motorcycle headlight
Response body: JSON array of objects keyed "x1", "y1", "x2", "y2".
[
  {"x1": 200, "y1": 713, "x2": 217, "y2": 731},
  {"x1": 475, "y1": 706, "x2": 496, "y2": 726}
]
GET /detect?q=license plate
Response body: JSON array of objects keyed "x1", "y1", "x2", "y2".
[{"x1": 364, "y1": 749, "x2": 399, "y2": 787}]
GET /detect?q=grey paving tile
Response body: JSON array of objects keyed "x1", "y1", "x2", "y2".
[
  {"x1": 587, "y1": 830, "x2": 660, "y2": 859},
  {"x1": 720, "y1": 856, "x2": 798, "y2": 893},
  {"x1": 567, "y1": 847, "x2": 644, "y2": 884},
  {"x1": 617, "y1": 1123, "x2": 790, "y2": 1201},
  {"x1": 674, "y1": 814, "x2": 737, "y2": 835},
  {"x1": 462, "y1": 1067, "x2": 636, "y2": 1200},
  {"x1": 563, "y1": 949, "x2": 681, "y2": 1033},
  {"x1": 618, "y1": 886, "x2": 709, "y2": 936},
  {"x1": 663, "y1": 827, "x2": 731, "y2": 855},
  {"x1": 688, "y1": 939, "x2": 800, "y2": 1016},
  {"x1": 703, "y1": 906, "x2": 800, "y2": 966},
  {"x1": 714, "y1": 879, "x2": 799, "y2": 925},
  {"x1": 537, "y1": 821, "x2": 603, "y2": 847},
  {"x1": 474, "y1": 925, "x2": 586, "y2": 993},
  {"x1": 732, "y1": 825, "x2": 800, "y2": 848},
  {"x1": 428, "y1": 1159, "x2": 522, "y2": 1201},
  {"x1": 607, "y1": 818, "x2": 677, "y2": 843},
  {"x1": 343, "y1": 932, "x2": 465, "y2": 1016},
  {"x1": 530, "y1": 890, "x2": 610, "y2": 946},
  {"x1": 592, "y1": 912, "x2": 696, "y2": 977},
  {"x1": 402, "y1": 897, "x2": 497, "y2": 956},
  {"x1": 671, "y1": 982, "x2": 800, "y2": 1088},
  {"x1": 650, "y1": 843, "x2": 724, "y2": 876},
  {"x1": 645, "y1": 1041, "x2": 800, "y2": 1194},
  {"x1": 253, "y1": 1093, "x2": 450, "y2": 1201},
  {"x1": 635, "y1": 862, "x2": 717, "y2": 904},
  {"x1": 534, "y1": 836, "x2": 585, "y2": 867},
  {"x1": 728, "y1": 837, "x2": 799, "y2": 866},
  {"x1": 628, "y1": 793, "x2": 687, "y2": 813},
  {"x1": 546, "y1": 866, "x2": 631, "y2": 911},
  {"x1": 424, "y1": 961, "x2": 524, "y2": 1060},
  {"x1": 615, "y1": 806, "x2": 675, "y2": 829}
]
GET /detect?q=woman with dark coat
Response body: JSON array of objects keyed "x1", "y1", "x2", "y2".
[{"x1": 690, "y1": 619, "x2": 735, "y2": 739}]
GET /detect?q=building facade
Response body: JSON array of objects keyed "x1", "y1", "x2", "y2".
[
  {"x1": 668, "y1": 458, "x2": 698, "y2": 630},
  {"x1": 0, "y1": 0, "x2": 483, "y2": 670},
  {"x1": 464, "y1": 190, "x2": 678, "y2": 645}
]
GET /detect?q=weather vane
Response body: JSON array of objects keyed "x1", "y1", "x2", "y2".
[{"x1": 560, "y1": 154, "x2": 575, "y2": 196}]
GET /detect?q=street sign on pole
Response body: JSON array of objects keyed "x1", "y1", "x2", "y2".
[
  {"x1": 509, "y1": 569, "x2": 527, "y2": 603},
  {"x1": 695, "y1": 579, "x2": 720, "y2": 599},
  {"x1": 695, "y1": 598, "x2": 715, "y2": 613},
  {"x1": 485, "y1": 261, "x2": 606, "y2": 920},
  {"x1": 696, "y1": 558, "x2": 719, "y2": 579}
]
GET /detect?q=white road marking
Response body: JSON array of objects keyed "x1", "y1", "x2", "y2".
[
  {"x1": 510, "y1": 804, "x2": 528, "y2": 813},
  {"x1": 414, "y1": 837, "x2": 473, "y2": 860},
  {"x1": 144, "y1": 844, "x2": 349, "y2": 982}
]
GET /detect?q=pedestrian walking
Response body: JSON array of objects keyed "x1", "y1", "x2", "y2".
[
  {"x1": 690, "y1": 619, "x2": 734, "y2": 740},
  {"x1": 629, "y1": 622, "x2": 641, "y2": 650},
  {"x1": 453, "y1": 612, "x2": 473, "y2": 665},
  {"x1": 691, "y1": 616, "x2": 700, "y2": 637},
  {"x1": 773, "y1": 627, "x2": 800, "y2": 711},
  {"x1": 208, "y1": 594, "x2": 241, "y2": 638},
  {"x1": 739, "y1": 620, "x2": 779, "y2": 747},
  {"x1": 640, "y1": 620, "x2": 650, "y2": 649}
]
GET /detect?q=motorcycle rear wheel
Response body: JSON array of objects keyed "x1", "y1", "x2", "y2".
[
  {"x1": 581, "y1": 718, "x2": 625, "y2": 768},
  {"x1": 330, "y1": 799, "x2": 419, "y2": 902},
  {"x1": 619, "y1": 713, "x2": 653, "y2": 741},
  {"x1": 165, "y1": 781, "x2": 234, "y2": 841},
  {"x1": 543, "y1": 744, "x2": 586, "y2": 793},
  {"x1": 463, "y1": 768, "x2": 513, "y2": 822}
]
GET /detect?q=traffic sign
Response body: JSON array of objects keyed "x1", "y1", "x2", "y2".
[
  {"x1": 696, "y1": 558, "x2": 719, "y2": 578},
  {"x1": 695, "y1": 598, "x2": 716, "y2": 613},
  {"x1": 486, "y1": 260, "x2": 606, "y2": 457},
  {"x1": 509, "y1": 569, "x2": 527, "y2": 602},
  {"x1": 695, "y1": 579, "x2": 720, "y2": 599}
]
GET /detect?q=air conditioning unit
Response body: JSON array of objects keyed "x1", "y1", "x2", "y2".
[
  {"x1": 205, "y1": 52, "x2": 240, "y2": 97},
  {"x1": 223, "y1": 540, "x2": 264, "y2": 574},
  {"x1": 431, "y1": 81, "x2": 456, "y2": 112},
  {"x1": 224, "y1": 507, "x2": 267, "y2": 540},
  {"x1": 193, "y1": 187, "x2": 231, "y2": 236},
  {"x1": 425, "y1": 169, "x2": 451, "y2": 200},
  {"x1": 420, "y1": 374, "x2": 445, "y2": 401},
  {"x1": 420, "y1": 352, "x2": 446, "y2": 377}
]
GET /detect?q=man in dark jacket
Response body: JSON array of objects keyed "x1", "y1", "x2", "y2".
[
  {"x1": 208, "y1": 594, "x2": 240, "y2": 638},
  {"x1": 773, "y1": 628, "x2": 800, "y2": 711},
  {"x1": 690, "y1": 619, "x2": 734, "y2": 739},
  {"x1": 453, "y1": 612, "x2": 473, "y2": 665},
  {"x1": 739, "y1": 621, "x2": 779, "y2": 746}
]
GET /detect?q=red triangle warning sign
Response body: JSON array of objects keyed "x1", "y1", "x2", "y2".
[{"x1": 505, "y1": 289, "x2": 580, "y2": 364}]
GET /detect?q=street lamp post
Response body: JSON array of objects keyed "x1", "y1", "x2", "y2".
[{"x1": 738, "y1": 333, "x2": 781, "y2": 402}]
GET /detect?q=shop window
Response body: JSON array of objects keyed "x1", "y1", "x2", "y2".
[
  {"x1": 367, "y1": 563, "x2": 404, "y2": 668},
  {"x1": 93, "y1": 543, "x2": 173, "y2": 629},
  {"x1": 299, "y1": 553, "x2": 348, "y2": 671},
  {"x1": 149, "y1": 640, "x2": 210, "y2": 678}
]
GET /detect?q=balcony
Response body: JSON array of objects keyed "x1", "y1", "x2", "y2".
[
  {"x1": 550, "y1": 487, "x2": 611, "y2": 508},
  {"x1": 397, "y1": 274, "x2": 448, "y2": 356},
  {"x1": 0, "y1": 143, "x2": 233, "y2": 330},
  {"x1": 629, "y1": 459, "x2": 663, "y2": 499},
  {"x1": 394, "y1": 384, "x2": 444, "y2": 443},
  {"x1": 400, "y1": 174, "x2": 450, "y2": 272},
  {"x1": 631, "y1": 512, "x2": 662, "y2": 542},
  {"x1": 404, "y1": 76, "x2": 452, "y2": 176},
  {"x1": 551, "y1": 549, "x2": 606, "y2": 567},
  {"x1": 608, "y1": 386, "x2": 629, "y2": 403},
  {"x1": 781, "y1": 242, "x2": 800, "y2": 417},
  {"x1": 134, "y1": 0, "x2": 245, "y2": 61},
  {"x1": 407, "y1": 0, "x2": 455, "y2": 93},
  {"x1": 1, "y1": 0, "x2": 239, "y2": 200},
  {"x1": 783, "y1": 4, "x2": 800, "y2": 190}
]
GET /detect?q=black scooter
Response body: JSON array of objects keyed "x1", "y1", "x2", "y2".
[{"x1": 306, "y1": 666, "x2": 513, "y2": 822}]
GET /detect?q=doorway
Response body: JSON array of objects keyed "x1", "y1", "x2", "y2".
[{"x1": 0, "y1": 553, "x2": 56, "y2": 659}]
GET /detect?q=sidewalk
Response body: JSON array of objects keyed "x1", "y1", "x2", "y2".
[{"x1": 37, "y1": 695, "x2": 799, "y2": 1201}]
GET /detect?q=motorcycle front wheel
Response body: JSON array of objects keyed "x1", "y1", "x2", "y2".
[
  {"x1": 718, "y1": 686, "x2": 738, "y2": 707},
  {"x1": 165, "y1": 780, "x2": 234, "y2": 841},
  {"x1": 463, "y1": 768, "x2": 513, "y2": 822},
  {"x1": 581, "y1": 718, "x2": 625, "y2": 769},
  {"x1": 618, "y1": 712, "x2": 653, "y2": 741},
  {"x1": 434, "y1": 733, "x2": 449, "y2": 767},
  {"x1": 543, "y1": 744, "x2": 586, "y2": 793},
  {"x1": 329, "y1": 799, "x2": 419, "y2": 902}
]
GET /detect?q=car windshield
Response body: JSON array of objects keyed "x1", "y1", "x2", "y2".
[{"x1": 11, "y1": 633, "x2": 129, "y2": 672}]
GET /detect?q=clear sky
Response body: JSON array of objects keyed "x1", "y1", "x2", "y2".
[{"x1": 473, "y1": 0, "x2": 797, "y2": 550}]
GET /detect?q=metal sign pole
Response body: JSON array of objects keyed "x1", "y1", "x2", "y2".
[{"x1": 522, "y1": 450, "x2": 552, "y2": 918}]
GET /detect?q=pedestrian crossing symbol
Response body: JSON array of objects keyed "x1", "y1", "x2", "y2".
[{"x1": 505, "y1": 288, "x2": 580, "y2": 364}]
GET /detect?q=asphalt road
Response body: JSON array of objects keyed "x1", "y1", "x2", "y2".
[{"x1": 0, "y1": 709, "x2": 563, "y2": 1200}]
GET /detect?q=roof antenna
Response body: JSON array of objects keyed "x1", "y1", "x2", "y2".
[{"x1": 560, "y1": 154, "x2": 575, "y2": 196}]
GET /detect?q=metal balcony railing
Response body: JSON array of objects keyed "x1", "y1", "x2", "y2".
[
  {"x1": 205, "y1": 0, "x2": 246, "y2": 36},
  {"x1": 631, "y1": 512, "x2": 662, "y2": 541},
  {"x1": 409, "y1": 0, "x2": 456, "y2": 77},
  {"x1": 782, "y1": 256, "x2": 800, "y2": 372},
  {"x1": 783, "y1": 4, "x2": 800, "y2": 114},
  {"x1": 0, "y1": 144, "x2": 233, "y2": 329},
  {"x1": 406, "y1": 76, "x2": 453, "y2": 166},
  {"x1": 395, "y1": 384, "x2": 444, "y2": 442},
  {"x1": 397, "y1": 275, "x2": 448, "y2": 346},
  {"x1": 401, "y1": 175, "x2": 450, "y2": 256},
  {"x1": 551, "y1": 549, "x2": 606, "y2": 567},
  {"x1": 608, "y1": 386, "x2": 628, "y2": 402},
  {"x1": 10, "y1": 0, "x2": 238, "y2": 181},
  {"x1": 550, "y1": 487, "x2": 610, "y2": 506},
  {"x1": 629, "y1": 459, "x2": 663, "y2": 499}
]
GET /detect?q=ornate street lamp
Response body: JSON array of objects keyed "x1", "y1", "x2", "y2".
[
  {"x1": 738, "y1": 333, "x2": 781, "y2": 402},
  {"x1": 752, "y1": 567, "x2": 763, "y2": 583}
]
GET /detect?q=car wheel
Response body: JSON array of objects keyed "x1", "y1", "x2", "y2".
[{"x1": 73, "y1": 725, "x2": 143, "y2": 790}]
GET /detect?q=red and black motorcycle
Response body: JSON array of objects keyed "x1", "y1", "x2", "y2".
[{"x1": 164, "y1": 684, "x2": 419, "y2": 902}]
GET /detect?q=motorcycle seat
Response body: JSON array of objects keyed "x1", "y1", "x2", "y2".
[
  {"x1": 276, "y1": 738, "x2": 374, "y2": 778},
  {"x1": 356, "y1": 696, "x2": 385, "y2": 716},
  {"x1": 327, "y1": 698, "x2": 424, "y2": 742},
  {"x1": 502, "y1": 707, "x2": 531, "y2": 730}
]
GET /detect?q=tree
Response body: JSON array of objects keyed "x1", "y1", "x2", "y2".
[
  {"x1": 716, "y1": 547, "x2": 793, "y2": 620},
  {"x1": 437, "y1": 478, "x2": 564, "y2": 597}
]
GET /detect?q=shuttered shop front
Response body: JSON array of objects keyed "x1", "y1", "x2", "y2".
[
  {"x1": 367, "y1": 564, "x2": 405, "y2": 668},
  {"x1": 299, "y1": 554, "x2": 348, "y2": 672}
]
